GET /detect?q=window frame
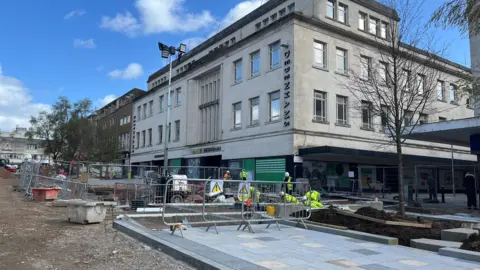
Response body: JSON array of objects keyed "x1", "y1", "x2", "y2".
[
  {"x1": 249, "y1": 97, "x2": 260, "y2": 126},
  {"x1": 142, "y1": 130, "x2": 146, "y2": 147},
  {"x1": 158, "y1": 125, "x2": 163, "y2": 144},
  {"x1": 327, "y1": 0, "x2": 335, "y2": 19},
  {"x1": 313, "y1": 40, "x2": 327, "y2": 69},
  {"x1": 337, "y1": 3, "x2": 348, "y2": 24},
  {"x1": 175, "y1": 120, "x2": 180, "y2": 141},
  {"x1": 269, "y1": 91, "x2": 280, "y2": 122},
  {"x1": 233, "y1": 102, "x2": 242, "y2": 129},
  {"x1": 369, "y1": 16, "x2": 378, "y2": 35},
  {"x1": 250, "y1": 50, "x2": 260, "y2": 77},
  {"x1": 361, "y1": 101, "x2": 373, "y2": 129},
  {"x1": 234, "y1": 59, "x2": 243, "y2": 84},
  {"x1": 336, "y1": 95, "x2": 348, "y2": 125},
  {"x1": 148, "y1": 128, "x2": 152, "y2": 146},
  {"x1": 437, "y1": 80, "x2": 445, "y2": 101},
  {"x1": 159, "y1": 95, "x2": 164, "y2": 112},
  {"x1": 176, "y1": 88, "x2": 182, "y2": 106},
  {"x1": 269, "y1": 41, "x2": 281, "y2": 70},
  {"x1": 358, "y1": 12, "x2": 367, "y2": 31},
  {"x1": 416, "y1": 74, "x2": 425, "y2": 95},
  {"x1": 335, "y1": 48, "x2": 348, "y2": 74},
  {"x1": 313, "y1": 90, "x2": 327, "y2": 122},
  {"x1": 149, "y1": 100, "x2": 153, "y2": 117},
  {"x1": 360, "y1": 55, "x2": 371, "y2": 80},
  {"x1": 449, "y1": 84, "x2": 457, "y2": 104}
]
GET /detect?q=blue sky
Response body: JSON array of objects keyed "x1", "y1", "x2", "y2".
[{"x1": 0, "y1": 0, "x2": 471, "y2": 131}]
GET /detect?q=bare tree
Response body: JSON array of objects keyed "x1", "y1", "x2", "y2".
[{"x1": 337, "y1": 0, "x2": 452, "y2": 215}]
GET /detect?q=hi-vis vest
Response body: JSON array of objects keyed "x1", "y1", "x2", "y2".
[
  {"x1": 240, "y1": 171, "x2": 247, "y2": 179},
  {"x1": 287, "y1": 177, "x2": 293, "y2": 191}
]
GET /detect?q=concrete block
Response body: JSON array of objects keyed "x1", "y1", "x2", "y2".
[
  {"x1": 410, "y1": 238, "x2": 462, "y2": 252},
  {"x1": 439, "y1": 247, "x2": 480, "y2": 263},
  {"x1": 441, "y1": 228, "x2": 479, "y2": 242}
]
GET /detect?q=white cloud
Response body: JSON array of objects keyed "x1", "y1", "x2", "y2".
[
  {"x1": 108, "y1": 63, "x2": 144, "y2": 80},
  {"x1": 100, "y1": 0, "x2": 215, "y2": 37},
  {"x1": 0, "y1": 64, "x2": 50, "y2": 131},
  {"x1": 64, "y1": 9, "x2": 86, "y2": 20},
  {"x1": 216, "y1": 0, "x2": 267, "y2": 32},
  {"x1": 95, "y1": 94, "x2": 117, "y2": 108},
  {"x1": 73, "y1": 38, "x2": 96, "y2": 49}
]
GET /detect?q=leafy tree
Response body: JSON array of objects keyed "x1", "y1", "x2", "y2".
[{"x1": 430, "y1": 0, "x2": 480, "y2": 36}]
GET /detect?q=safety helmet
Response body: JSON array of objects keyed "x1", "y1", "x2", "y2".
[
  {"x1": 226, "y1": 170, "x2": 230, "y2": 174},
  {"x1": 302, "y1": 196, "x2": 307, "y2": 201},
  {"x1": 279, "y1": 191, "x2": 285, "y2": 197},
  {"x1": 285, "y1": 172, "x2": 289, "y2": 177}
]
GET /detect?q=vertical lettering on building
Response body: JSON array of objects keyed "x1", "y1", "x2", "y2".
[{"x1": 284, "y1": 50, "x2": 292, "y2": 127}]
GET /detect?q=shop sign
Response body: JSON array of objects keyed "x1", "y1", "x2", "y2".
[
  {"x1": 191, "y1": 146, "x2": 221, "y2": 155},
  {"x1": 283, "y1": 49, "x2": 291, "y2": 127}
]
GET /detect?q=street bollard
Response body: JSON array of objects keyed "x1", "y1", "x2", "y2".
[{"x1": 441, "y1": 186, "x2": 445, "y2": 203}]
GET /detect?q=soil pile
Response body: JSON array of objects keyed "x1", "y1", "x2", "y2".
[
  {"x1": 461, "y1": 233, "x2": 480, "y2": 252},
  {"x1": 309, "y1": 206, "x2": 462, "y2": 246}
]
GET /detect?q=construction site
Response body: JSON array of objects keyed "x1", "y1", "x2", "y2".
[{"x1": 2, "y1": 161, "x2": 480, "y2": 269}]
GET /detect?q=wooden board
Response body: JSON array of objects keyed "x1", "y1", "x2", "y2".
[
  {"x1": 305, "y1": 220, "x2": 348, "y2": 230},
  {"x1": 336, "y1": 210, "x2": 432, "y2": 228}
]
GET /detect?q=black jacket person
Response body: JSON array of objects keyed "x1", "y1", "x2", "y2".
[{"x1": 464, "y1": 172, "x2": 477, "y2": 210}]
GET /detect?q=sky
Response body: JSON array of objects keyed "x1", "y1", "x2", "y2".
[{"x1": 0, "y1": 0, "x2": 471, "y2": 132}]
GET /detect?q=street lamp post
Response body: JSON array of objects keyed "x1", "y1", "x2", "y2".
[{"x1": 158, "y1": 42, "x2": 186, "y2": 176}]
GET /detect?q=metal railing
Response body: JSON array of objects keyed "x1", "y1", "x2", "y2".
[{"x1": 156, "y1": 178, "x2": 312, "y2": 237}]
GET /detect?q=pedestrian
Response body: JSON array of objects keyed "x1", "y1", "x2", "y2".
[
  {"x1": 464, "y1": 172, "x2": 477, "y2": 210},
  {"x1": 223, "y1": 170, "x2": 231, "y2": 180},
  {"x1": 282, "y1": 172, "x2": 293, "y2": 195},
  {"x1": 427, "y1": 175, "x2": 437, "y2": 201}
]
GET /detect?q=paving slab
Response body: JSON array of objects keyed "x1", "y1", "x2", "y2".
[
  {"x1": 410, "y1": 238, "x2": 462, "y2": 252},
  {"x1": 439, "y1": 247, "x2": 480, "y2": 263},
  {"x1": 442, "y1": 228, "x2": 479, "y2": 242}
]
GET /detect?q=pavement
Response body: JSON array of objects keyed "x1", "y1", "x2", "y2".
[{"x1": 150, "y1": 224, "x2": 480, "y2": 270}]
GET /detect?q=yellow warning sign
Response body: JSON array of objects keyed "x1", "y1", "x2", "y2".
[
  {"x1": 238, "y1": 184, "x2": 249, "y2": 202},
  {"x1": 212, "y1": 183, "x2": 222, "y2": 193},
  {"x1": 240, "y1": 186, "x2": 247, "y2": 193}
]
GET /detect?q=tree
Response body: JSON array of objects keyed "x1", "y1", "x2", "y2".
[
  {"x1": 430, "y1": 0, "x2": 480, "y2": 36},
  {"x1": 337, "y1": 0, "x2": 452, "y2": 215},
  {"x1": 28, "y1": 96, "x2": 121, "y2": 163}
]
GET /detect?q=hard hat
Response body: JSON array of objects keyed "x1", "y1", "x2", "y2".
[
  {"x1": 227, "y1": 170, "x2": 230, "y2": 173},
  {"x1": 285, "y1": 172, "x2": 289, "y2": 177},
  {"x1": 279, "y1": 191, "x2": 285, "y2": 197},
  {"x1": 302, "y1": 196, "x2": 307, "y2": 201}
]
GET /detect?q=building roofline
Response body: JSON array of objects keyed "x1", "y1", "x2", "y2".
[
  {"x1": 147, "y1": 0, "x2": 400, "y2": 83},
  {"x1": 97, "y1": 88, "x2": 146, "y2": 111}
]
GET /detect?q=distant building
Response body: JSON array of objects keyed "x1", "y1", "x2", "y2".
[
  {"x1": 91, "y1": 88, "x2": 146, "y2": 164},
  {"x1": 0, "y1": 126, "x2": 49, "y2": 164}
]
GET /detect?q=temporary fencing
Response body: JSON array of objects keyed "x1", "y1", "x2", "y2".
[
  {"x1": 87, "y1": 164, "x2": 160, "y2": 181},
  {"x1": 19, "y1": 161, "x2": 87, "y2": 200},
  {"x1": 156, "y1": 178, "x2": 312, "y2": 237}
]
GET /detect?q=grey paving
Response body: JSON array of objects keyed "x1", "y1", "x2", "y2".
[{"x1": 167, "y1": 224, "x2": 480, "y2": 269}]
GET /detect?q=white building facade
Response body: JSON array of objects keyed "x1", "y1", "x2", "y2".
[
  {"x1": 0, "y1": 127, "x2": 48, "y2": 164},
  {"x1": 131, "y1": 0, "x2": 475, "y2": 189}
]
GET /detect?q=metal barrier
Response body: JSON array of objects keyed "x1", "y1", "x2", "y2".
[
  {"x1": 160, "y1": 178, "x2": 312, "y2": 237},
  {"x1": 88, "y1": 164, "x2": 160, "y2": 181}
]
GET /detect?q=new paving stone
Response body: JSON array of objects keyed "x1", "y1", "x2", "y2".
[
  {"x1": 410, "y1": 238, "x2": 462, "y2": 252},
  {"x1": 442, "y1": 228, "x2": 479, "y2": 242}
]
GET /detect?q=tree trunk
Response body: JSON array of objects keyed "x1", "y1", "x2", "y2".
[{"x1": 397, "y1": 142, "x2": 405, "y2": 216}]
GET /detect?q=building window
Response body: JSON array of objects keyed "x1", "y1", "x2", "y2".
[
  {"x1": 288, "y1": 3, "x2": 295, "y2": 12},
  {"x1": 271, "y1": 13, "x2": 277, "y2": 21},
  {"x1": 175, "y1": 120, "x2": 180, "y2": 141},
  {"x1": 168, "y1": 122, "x2": 171, "y2": 142},
  {"x1": 148, "y1": 128, "x2": 152, "y2": 146},
  {"x1": 234, "y1": 59, "x2": 243, "y2": 83},
  {"x1": 362, "y1": 101, "x2": 373, "y2": 129},
  {"x1": 142, "y1": 104, "x2": 147, "y2": 120},
  {"x1": 168, "y1": 91, "x2": 173, "y2": 106},
  {"x1": 249, "y1": 97, "x2": 260, "y2": 125},
  {"x1": 158, "y1": 125, "x2": 163, "y2": 144},
  {"x1": 120, "y1": 118, "x2": 124, "y2": 126},
  {"x1": 404, "y1": 110, "x2": 413, "y2": 126},
  {"x1": 159, "y1": 95, "x2": 164, "y2": 112},
  {"x1": 336, "y1": 95, "x2": 348, "y2": 125},
  {"x1": 233, "y1": 102, "x2": 242, "y2": 128},
  {"x1": 439, "y1": 117, "x2": 447, "y2": 122},
  {"x1": 381, "y1": 106, "x2": 388, "y2": 131},
  {"x1": 269, "y1": 41, "x2": 280, "y2": 69},
  {"x1": 359, "y1": 12, "x2": 366, "y2": 31},
  {"x1": 263, "y1": 18, "x2": 269, "y2": 26},
  {"x1": 416, "y1": 74, "x2": 425, "y2": 95},
  {"x1": 26, "y1": 144, "x2": 37, "y2": 150},
  {"x1": 419, "y1": 114, "x2": 428, "y2": 125},
  {"x1": 137, "y1": 106, "x2": 141, "y2": 119},
  {"x1": 437, "y1": 80, "x2": 445, "y2": 101},
  {"x1": 279, "y1": 8, "x2": 286, "y2": 17},
  {"x1": 313, "y1": 41, "x2": 327, "y2": 68},
  {"x1": 338, "y1": 3, "x2": 348, "y2": 24},
  {"x1": 449, "y1": 84, "x2": 456, "y2": 104},
  {"x1": 314, "y1": 90, "x2": 327, "y2": 122},
  {"x1": 336, "y1": 48, "x2": 347, "y2": 74},
  {"x1": 142, "y1": 130, "x2": 146, "y2": 147},
  {"x1": 380, "y1": 22, "x2": 388, "y2": 38},
  {"x1": 402, "y1": 69, "x2": 411, "y2": 92},
  {"x1": 149, "y1": 100, "x2": 153, "y2": 117},
  {"x1": 176, "y1": 88, "x2": 182, "y2": 106},
  {"x1": 231, "y1": 37, "x2": 236, "y2": 44},
  {"x1": 269, "y1": 91, "x2": 280, "y2": 121},
  {"x1": 255, "y1": 22, "x2": 261, "y2": 30},
  {"x1": 136, "y1": 132, "x2": 140, "y2": 148},
  {"x1": 379, "y1": 62, "x2": 388, "y2": 83},
  {"x1": 360, "y1": 55, "x2": 370, "y2": 80},
  {"x1": 369, "y1": 17, "x2": 378, "y2": 35},
  {"x1": 250, "y1": 50, "x2": 260, "y2": 77},
  {"x1": 327, "y1": 0, "x2": 335, "y2": 19}
]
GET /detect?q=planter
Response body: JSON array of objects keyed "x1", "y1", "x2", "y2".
[
  {"x1": 32, "y1": 187, "x2": 61, "y2": 201},
  {"x1": 58, "y1": 200, "x2": 117, "y2": 224}
]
